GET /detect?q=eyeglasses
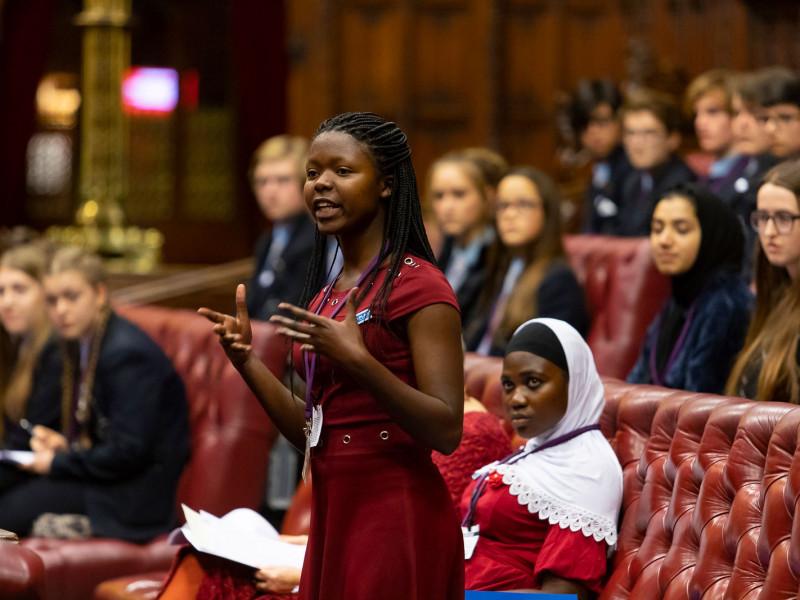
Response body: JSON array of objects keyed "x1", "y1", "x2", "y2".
[
  {"x1": 496, "y1": 199, "x2": 541, "y2": 214},
  {"x1": 750, "y1": 210, "x2": 800, "y2": 234},
  {"x1": 756, "y1": 112, "x2": 800, "y2": 127}
]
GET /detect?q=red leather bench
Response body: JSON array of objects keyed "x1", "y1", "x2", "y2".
[
  {"x1": 98, "y1": 355, "x2": 800, "y2": 600},
  {"x1": 0, "y1": 305, "x2": 289, "y2": 600},
  {"x1": 563, "y1": 235, "x2": 669, "y2": 379}
]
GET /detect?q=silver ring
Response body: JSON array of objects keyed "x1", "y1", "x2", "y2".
[
  {"x1": 403, "y1": 257, "x2": 414, "y2": 265},
  {"x1": 342, "y1": 434, "x2": 351, "y2": 444},
  {"x1": 379, "y1": 430, "x2": 389, "y2": 440}
]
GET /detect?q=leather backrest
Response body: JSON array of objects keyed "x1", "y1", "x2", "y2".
[
  {"x1": 117, "y1": 304, "x2": 289, "y2": 517},
  {"x1": 564, "y1": 235, "x2": 669, "y2": 379}
]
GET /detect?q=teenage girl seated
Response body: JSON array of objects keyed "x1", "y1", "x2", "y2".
[
  {"x1": 628, "y1": 183, "x2": 753, "y2": 393},
  {"x1": 727, "y1": 160, "x2": 800, "y2": 402},
  {"x1": 0, "y1": 246, "x2": 189, "y2": 541},
  {"x1": 465, "y1": 167, "x2": 589, "y2": 356},
  {"x1": 463, "y1": 318, "x2": 622, "y2": 597}
]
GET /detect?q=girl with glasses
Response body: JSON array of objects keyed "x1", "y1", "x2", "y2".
[{"x1": 727, "y1": 159, "x2": 800, "y2": 401}]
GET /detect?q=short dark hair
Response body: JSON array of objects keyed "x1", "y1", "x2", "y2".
[
  {"x1": 567, "y1": 79, "x2": 623, "y2": 134},
  {"x1": 757, "y1": 67, "x2": 800, "y2": 108},
  {"x1": 620, "y1": 88, "x2": 683, "y2": 133}
]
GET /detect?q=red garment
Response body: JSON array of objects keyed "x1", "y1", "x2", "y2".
[
  {"x1": 433, "y1": 411, "x2": 511, "y2": 506},
  {"x1": 294, "y1": 255, "x2": 465, "y2": 600},
  {"x1": 158, "y1": 546, "x2": 296, "y2": 600},
  {"x1": 461, "y1": 478, "x2": 608, "y2": 593}
]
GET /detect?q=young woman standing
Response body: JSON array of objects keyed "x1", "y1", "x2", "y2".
[{"x1": 201, "y1": 112, "x2": 465, "y2": 599}]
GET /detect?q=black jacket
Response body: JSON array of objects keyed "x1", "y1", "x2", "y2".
[
  {"x1": 614, "y1": 155, "x2": 696, "y2": 237},
  {"x1": 465, "y1": 262, "x2": 590, "y2": 356},
  {"x1": 437, "y1": 235, "x2": 491, "y2": 333},
  {"x1": 247, "y1": 213, "x2": 318, "y2": 319},
  {"x1": 48, "y1": 313, "x2": 189, "y2": 542},
  {"x1": 583, "y1": 145, "x2": 635, "y2": 234}
]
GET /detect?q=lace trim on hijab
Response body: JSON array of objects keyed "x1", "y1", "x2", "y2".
[{"x1": 495, "y1": 463, "x2": 618, "y2": 546}]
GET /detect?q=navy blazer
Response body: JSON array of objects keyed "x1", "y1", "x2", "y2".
[
  {"x1": 437, "y1": 234, "x2": 491, "y2": 334},
  {"x1": 628, "y1": 272, "x2": 753, "y2": 394},
  {"x1": 247, "y1": 213, "x2": 318, "y2": 319},
  {"x1": 613, "y1": 155, "x2": 696, "y2": 237},
  {"x1": 49, "y1": 312, "x2": 189, "y2": 542}
]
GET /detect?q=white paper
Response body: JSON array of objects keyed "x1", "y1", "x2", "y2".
[
  {"x1": 462, "y1": 525, "x2": 480, "y2": 560},
  {"x1": 309, "y1": 405, "x2": 323, "y2": 448},
  {"x1": 0, "y1": 450, "x2": 34, "y2": 466},
  {"x1": 180, "y1": 504, "x2": 306, "y2": 571}
]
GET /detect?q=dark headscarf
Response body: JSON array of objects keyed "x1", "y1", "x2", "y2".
[{"x1": 653, "y1": 183, "x2": 745, "y2": 374}]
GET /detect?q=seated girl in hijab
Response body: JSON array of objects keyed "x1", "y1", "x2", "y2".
[
  {"x1": 628, "y1": 183, "x2": 753, "y2": 393},
  {"x1": 462, "y1": 318, "x2": 622, "y2": 596}
]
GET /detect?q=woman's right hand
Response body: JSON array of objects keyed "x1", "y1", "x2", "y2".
[{"x1": 198, "y1": 284, "x2": 253, "y2": 368}]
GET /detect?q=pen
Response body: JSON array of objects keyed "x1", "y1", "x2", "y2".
[{"x1": 19, "y1": 419, "x2": 35, "y2": 436}]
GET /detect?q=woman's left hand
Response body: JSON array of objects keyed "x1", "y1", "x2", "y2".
[
  {"x1": 270, "y1": 289, "x2": 370, "y2": 369},
  {"x1": 253, "y1": 566, "x2": 302, "y2": 593}
]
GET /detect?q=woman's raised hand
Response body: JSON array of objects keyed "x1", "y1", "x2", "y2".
[
  {"x1": 198, "y1": 284, "x2": 253, "y2": 368},
  {"x1": 270, "y1": 288, "x2": 369, "y2": 369}
]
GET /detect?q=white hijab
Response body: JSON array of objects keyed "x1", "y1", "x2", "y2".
[{"x1": 490, "y1": 318, "x2": 623, "y2": 545}]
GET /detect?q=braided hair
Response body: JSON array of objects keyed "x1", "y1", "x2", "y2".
[{"x1": 299, "y1": 112, "x2": 436, "y2": 315}]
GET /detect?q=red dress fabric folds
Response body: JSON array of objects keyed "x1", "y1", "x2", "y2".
[{"x1": 295, "y1": 256, "x2": 465, "y2": 600}]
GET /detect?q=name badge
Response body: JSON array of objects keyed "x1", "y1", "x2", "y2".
[
  {"x1": 355, "y1": 308, "x2": 372, "y2": 325},
  {"x1": 309, "y1": 405, "x2": 323, "y2": 448},
  {"x1": 462, "y1": 525, "x2": 480, "y2": 560}
]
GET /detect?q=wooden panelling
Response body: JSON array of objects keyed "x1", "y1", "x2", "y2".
[{"x1": 287, "y1": 0, "x2": 800, "y2": 216}]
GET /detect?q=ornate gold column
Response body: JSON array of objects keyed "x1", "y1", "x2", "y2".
[{"x1": 73, "y1": 0, "x2": 130, "y2": 257}]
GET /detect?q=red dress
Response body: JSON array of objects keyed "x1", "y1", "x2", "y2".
[
  {"x1": 433, "y1": 411, "x2": 511, "y2": 506},
  {"x1": 295, "y1": 255, "x2": 464, "y2": 600},
  {"x1": 461, "y1": 476, "x2": 608, "y2": 592}
]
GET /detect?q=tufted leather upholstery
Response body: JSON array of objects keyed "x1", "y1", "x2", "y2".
[
  {"x1": 463, "y1": 357, "x2": 800, "y2": 599},
  {"x1": 564, "y1": 235, "x2": 669, "y2": 379},
  {"x1": 0, "y1": 305, "x2": 289, "y2": 600}
]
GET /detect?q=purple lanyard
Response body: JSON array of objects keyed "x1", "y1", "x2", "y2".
[
  {"x1": 303, "y1": 252, "x2": 383, "y2": 419},
  {"x1": 462, "y1": 423, "x2": 601, "y2": 528},
  {"x1": 648, "y1": 303, "x2": 697, "y2": 387}
]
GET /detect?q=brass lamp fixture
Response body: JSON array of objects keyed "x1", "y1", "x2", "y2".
[{"x1": 48, "y1": 0, "x2": 163, "y2": 272}]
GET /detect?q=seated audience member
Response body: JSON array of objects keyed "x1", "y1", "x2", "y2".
[
  {"x1": 432, "y1": 389, "x2": 511, "y2": 506},
  {"x1": 0, "y1": 244, "x2": 61, "y2": 490},
  {"x1": 628, "y1": 183, "x2": 752, "y2": 393},
  {"x1": 466, "y1": 168, "x2": 589, "y2": 355},
  {"x1": 686, "y1": 70, "x2": 749, "y2": 205},
  {"x1": 567, "y1": 79, "x2": 633, "y2": 234},
  {"x1": 615, "y1": 89, "x2": 695, "y2": 236},
  {"x1": 430, "y1": 147, "x2": 507, "y2": 326},
  {"x1": 462, "y1": 318, "x2": 622, "y2": 596},
  {"x1": 727, "y1": 160, "x2": 800, "y2": 402},
  {"x1": 728, "y1": 70, "x2": 780, "y2": 270},
  {"x1": 247, "y1": 135, "x2": 329, "y2": 320},
  {"x1": 0, "y1": 246, "x2": 189, "y2": 541},
  {"x1": 758, "y1": 67, "x2": 800, "y2": 161}
]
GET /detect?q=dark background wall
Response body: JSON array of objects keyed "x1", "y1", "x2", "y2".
[{"x1": 1, "y1": 0, "x2": 799, "y2": 263}]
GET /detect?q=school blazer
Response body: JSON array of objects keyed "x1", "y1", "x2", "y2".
[{"x1": 49, "y1": 312, "x2": 189, "y2": 542}]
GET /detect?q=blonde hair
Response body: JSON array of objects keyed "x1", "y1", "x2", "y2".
[
  {"x1": 47, "y1": 245, "x2": 107, "y2": 287},
  {"x1": 248, "y1": 135, "x2": 308, "y2": 184},
  {"x1": 685, "y1": 69, "x2": 734, "y2": 115},
  {"x1": 427, "y1": 147, "x2": 509, "y2": 222},
  {"x1": 0, "y1": 244, "x2": 51, "y2": 430},
  {"x1": 726, "y1": 160, "x2": 800, "y2": 402}
]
